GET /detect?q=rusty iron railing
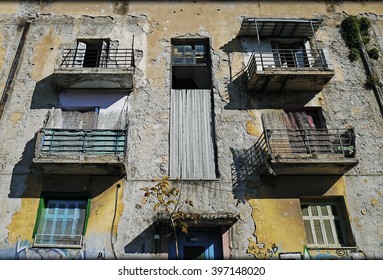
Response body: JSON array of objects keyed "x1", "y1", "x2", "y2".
[
  {"x1": 263, "y1": 128, "x2": 355, "y2": 157},
  {"x1": 60, "y1": 48, "x2": 134, "y2": 68}
]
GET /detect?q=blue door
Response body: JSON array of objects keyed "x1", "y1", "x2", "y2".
[{"x1": 168, "y1": 227, "x2": 223, "y2": 260}]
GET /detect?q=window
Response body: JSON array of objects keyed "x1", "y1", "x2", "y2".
[
  {"x1": 33, "y1": 196, "x2": 90, "y2": 248},
  {"x1": 172, "y1": 44, "x2": 207, "y2": 65},
  {"x1": 171, "y1": 38, "x2": 210, "y2": 89},
  {"x1": 301, "y1": 199, "x2": 353, "y2": 247},
  {"x1": 74, "y1": 39, "x2": 109, "y2": 68},
  {"x1": 271, "y1": 40, "x2": 310, "y2": 68},
  {"x1": 170, "y1": 38, "x2": 217, "y2": 179}
]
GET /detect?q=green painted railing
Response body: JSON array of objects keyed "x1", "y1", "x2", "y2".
[{"x1": 39, "y1": 128, "x2": 126, "y2": 155}]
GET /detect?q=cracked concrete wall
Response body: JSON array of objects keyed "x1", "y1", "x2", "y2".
[{"x1": 0, "y1": 1, "x2": 383, "y2": 259}]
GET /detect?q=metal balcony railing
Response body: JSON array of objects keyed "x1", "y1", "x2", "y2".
[
  {"x1": 33, "y1": 234, "x2": 83, "y2": 248},
  {"x1": 60, "y1": 48, "x2": 134, "y2": 68},
  {"x1": 231, "y1": 132, "x2": 269, "y2": 182},
  {"x1": 263, "y1": 128, "x2": 355, "y2": 157},
  {"x1": 38, "y1": 128, "x2": 126, "y2": 155},
  {"x1": 247, "y1": 48, "x2": 329, "y2": 76}
]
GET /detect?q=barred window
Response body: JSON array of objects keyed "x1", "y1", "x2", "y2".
[{"x1": 33, "y1": 197, "x2": 89, "y2": 248}]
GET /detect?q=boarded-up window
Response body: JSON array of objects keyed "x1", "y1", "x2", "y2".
[{"x1": 170, "y1": 89, "x2": 216, "y2": 179}]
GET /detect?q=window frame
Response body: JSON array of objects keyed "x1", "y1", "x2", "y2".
[
  {"x1": 32, "y1": 192, "x2": 91, "y2": 248},
  {"x1": 171, "y1": 38, "x2": 212, "y2": 90},
  {"x1": 74, "y1": 38, "x2": 110, "y2": 68},
  {"x1": 300, "y1": 197, "x2": 354, "y2": 248}
]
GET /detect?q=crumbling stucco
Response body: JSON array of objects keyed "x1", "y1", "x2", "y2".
[{"x1": 0, "y1": 1, "x2": 383, "y2": 260}]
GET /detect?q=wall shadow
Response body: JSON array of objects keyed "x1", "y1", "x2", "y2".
[
  {"x1": 230, "y1": 143, "x2": 343, "y2": 201},
  {"x1": 9, "y1": 133, "x2": 122, "y2": 198},
  {"x1": 9, "y1": 134, "x2": 38, "y2": 198},
  {"x1": 30, "y1": 74, "x2": 60, "y2": 109},
  {"x1": 124, "y1": 222, "x2": 160, "y2": 254},
  {"x1": 252, "y1": 175, "x2": 343, "y2": 199}
]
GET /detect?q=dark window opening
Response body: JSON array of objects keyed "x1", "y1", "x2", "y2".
[
  {"x1": 75, "y1": 39, "x2": 109, "y2": 68},
  {"x1": 171, "y1": 38, "x2": 211, "y2": 89},
  {"x1": 284, "y1": 108, "x2": 326, "y2": 130}
]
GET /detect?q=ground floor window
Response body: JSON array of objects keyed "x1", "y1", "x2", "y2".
[
  {"x1": 301, "y1": 198, "x2": 353, "y2": 247},
  {"x1": 33, "y1": 195, "x2": 90, "y2": 248}
]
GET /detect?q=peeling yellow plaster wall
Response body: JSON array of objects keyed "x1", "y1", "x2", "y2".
[
  {"x1": 7, "y1": 197, "x2": 40, "y2": 244},
  {"x1": 248, "y1": 198, "x2": 306, "y2": 256},
  {"x1": 86, "y1": 180, "x2": 124, "y2": 237},
  {"x1": 6, "y1": 179, "x2": 124, "y2": 245},
  {"x1": 31, "y1": 27, "x2": 62, "y2": 81},
  {"x1": 0, "y1": 2, "x2": 18, "y2": 15},
  {"x1": 40, "y1": 2, "x2": 114, "y2": 16},
  {"x1": 7, "y1": 177, "x2": 42, "y2": 244},
  {"x1": 247, "y1": 176, "x2": 347, "y2": 256}
]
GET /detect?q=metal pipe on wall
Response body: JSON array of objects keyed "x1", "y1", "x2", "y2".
[{"x1": 0, "y1": 19, "x2": 32, "y2": 120}]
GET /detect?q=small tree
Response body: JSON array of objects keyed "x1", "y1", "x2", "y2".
[{"x1": 141, "y1": 176, "x2": 197, "y2": 259}]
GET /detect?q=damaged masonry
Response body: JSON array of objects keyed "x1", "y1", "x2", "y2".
[{"x1": 0, "y1": 1, "x2": 383, "y2": 260}]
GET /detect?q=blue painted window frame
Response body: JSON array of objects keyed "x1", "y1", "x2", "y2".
[{"x1": 33, "y1": 193, "x2": 91, "y2": 247}]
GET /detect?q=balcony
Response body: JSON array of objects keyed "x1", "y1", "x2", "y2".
[
  {"x1": 247, "y1": 48, "x2": 334, "y2": 93},
  {"x1": 33, "y1": 128, "x2": 127, "y2": 175},
  {"x1": 53, "y1": 48, "x2": 134, "y2": 89},
  {"x1": 237, "y1": 128, "x2": 358, "y2": 176}
]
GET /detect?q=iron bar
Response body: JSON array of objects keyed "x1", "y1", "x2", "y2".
[
  {"x1": 39, "y1": 128, "x2": 127, "y2": 155},
  {"x1": 59, "y1": 48, "x2": 134, "y2": 68}
]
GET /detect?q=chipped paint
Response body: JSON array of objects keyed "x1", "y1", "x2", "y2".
[
  {"x1": 86, "y1": 180, "x2": 124, "y2": 238},
  {"x1": 247, "y1": 198, "x2": 306, "y2": 258},
  {"x1": 7, "y1": 198, "x2": 40, "y2": 244},
  {"x1": 246, "y1": 120, "x2": 261, "y2": 137},
  {"x1": 247, "y1": 178, "x2": 348, "y2": 257},
  {"x1": 371, "y1": 198, "x2": 379, "y2": 207},
  {"x1": 31, "y1": 27, "x2": 62, "y2": 81}
]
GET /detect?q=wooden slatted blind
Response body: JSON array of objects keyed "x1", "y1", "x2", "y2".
[{"x1": 170, "y1": 89, "x2": 216, "y2": 179}]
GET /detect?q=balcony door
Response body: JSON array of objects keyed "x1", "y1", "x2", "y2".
[
  {"x1": 74, "y1": 39, "x2": 109, "y2": 68},
  {"x1": 262, "y1": 109, "x2": 331, "y2": 155},
  {"x1": 271, "y1": 40, "x2": 308, "y2": 68}
]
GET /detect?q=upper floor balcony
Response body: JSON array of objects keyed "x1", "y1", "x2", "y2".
[
  {"x1": 235, "y1": 128, "x2": 358, "y2": 178},
  {"x1": 246, "y1": 48, "x2": 334, "y2": 93},
  {"x1": 238, "y1": 17, "x2": 335, "y2": 93},
  {"x1": 53, "y1": 45, "x2": 134, "y2": 89},
  {"x1": 257, "y1": 128, "x2": 358, "y2": 175},
  {"x1": 33, "y1": 128, "x2": 127, "y2": 175}
]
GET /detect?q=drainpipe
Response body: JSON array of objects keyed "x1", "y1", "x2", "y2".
[{"x1": 0, "y1": 18, "x2": 32, "y2": 120}]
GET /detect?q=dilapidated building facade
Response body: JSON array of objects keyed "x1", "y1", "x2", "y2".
[{"x1": 0, "y1": 1, "x2": 383, "y2": 260}]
